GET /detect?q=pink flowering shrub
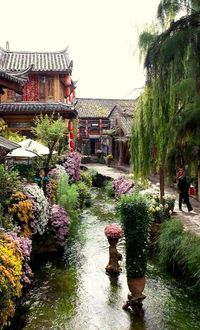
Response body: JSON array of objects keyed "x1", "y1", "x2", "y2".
[
  {"x1": 63, "y1": 152, "x2": 81, "y2": 183},
  {"x1": 112, "y1": 175, "x2": 134, "y2": 199},
  {"x1": 9, "y1": 232, "x2": 33, "y2": 284},
  {"x1": 104, "y1": 223, "x2": 123, "y2": 239},
  {"x1": 49, "y1": 205, "x2": 69, "y2": 246}
]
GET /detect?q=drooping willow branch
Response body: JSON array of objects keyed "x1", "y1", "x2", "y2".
[{"x1": 144, "y1": 11, "x2": 200, "y2": 74}]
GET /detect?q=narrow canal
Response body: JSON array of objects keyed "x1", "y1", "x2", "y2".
[{"x1": 12, "y1": 189, "x2": 200, "y2": 330}]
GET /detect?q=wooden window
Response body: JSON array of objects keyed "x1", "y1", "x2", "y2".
[
  {"x1": 39, "y1": 76, "x2": 54, "y2": 99},
  {"x1": 47, "y1": 77, "x2": 54, "y2": 97},
  {"x1": 8, "y1": 121, "x2": 32, "y2": 128},
  {"x1": 39, "y1": 76, "x2": 46, "y2": 100}
]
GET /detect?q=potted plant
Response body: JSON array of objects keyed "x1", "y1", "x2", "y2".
[
  {"x1": 106, "y1": 153, "x2": 113, "y2": 167},
  {"x1": 104, "y1": 223, "x2": 123, "y2": 274},
  {"x1": 119, "y1": 193, "x2": 150, "y2": 312}
]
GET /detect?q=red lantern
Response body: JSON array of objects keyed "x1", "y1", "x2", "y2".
[
  {"x1": 68, "y1": 121, "x2": 72, "y2": 131},
  {"x1": 70, "y1": 140, "x2": 74, "y2": 149},
  {"x1": 70, "y1": 132, "x2": 74, "y2": 139}
]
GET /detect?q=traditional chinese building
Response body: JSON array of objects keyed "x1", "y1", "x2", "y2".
[
  {"x1": 0, "y1": 68, "x2": 26, "y2": 162},
  {"x1": 0, "y1": 44, "x2": 77, "y2": 150},
  {"x1": 76, "y1": 98, "x2": 136, "y2": 164},
  {"x1": 76, "y1": 98, "x2": 114, "y2": 155},
  {"x1": 108, "y1": 100, "x2": 136, "y2": 165}
]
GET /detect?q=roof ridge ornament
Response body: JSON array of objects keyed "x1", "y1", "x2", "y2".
[{"x1": 6, "y1": 41, "x2": 9, "y2": 51}]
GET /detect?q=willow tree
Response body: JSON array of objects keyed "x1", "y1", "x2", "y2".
[{"x1": 131, "y1": 0, "x2": 200, "y2": 201}]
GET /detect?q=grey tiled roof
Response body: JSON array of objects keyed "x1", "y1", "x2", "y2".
[
  {"x1": 0, "y1": 69, "x2": 27, "y2": 85},
  {"x1": 120, "y1": 115, "x2": 133, "y2": 136},
  {"x1": 76, "y1": 98, "x2": 136, "y2": 118},
  {"x1": 0, "y1": 136, "x2": 20, "y2": 151},
  {"x1": 0, "y1": 102, "x2": 76, "y2": 115},
  {"x1": 0, "y1": 47, "x2": 72, "y2": 73}
]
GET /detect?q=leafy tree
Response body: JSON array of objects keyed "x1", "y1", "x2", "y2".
[
  {"x1": 33, "y1": 114, "x2": 67, "y2": 172},
  {"x1": 0, "y1": 165, "x2": 21, "y2": 206},
  {"x1": 131, "y1": 0, "x2": 200, "y2": 200},
  {"x1": 0, "y1": 118, "x2": 24, "y2": 142}
]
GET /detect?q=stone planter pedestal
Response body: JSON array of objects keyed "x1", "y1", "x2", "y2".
[
  {"x1": 123, "y1": 276, "x2": 146, "y2": 313},
  {"x1": 105, "y1": 237, "x2": 122, "y2": 274}
]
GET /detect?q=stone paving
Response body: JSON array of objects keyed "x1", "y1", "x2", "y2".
[{"x1": 84, "y1": 163, "x2": 200, "y2": 236}]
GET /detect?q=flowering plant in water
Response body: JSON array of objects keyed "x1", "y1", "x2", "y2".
[{"x1": 104, "y1": 223, "x2": 123, "y2": 239}]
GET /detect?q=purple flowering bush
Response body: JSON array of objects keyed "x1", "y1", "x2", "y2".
[
  {"x1": 112, "y1": 175, "x2": 134, "y2": 199},
  {"x1": 104, "y1": 223, "x2": 123, "y2": 239},
  {"x1": 49, "y1": 204, "x2": 69, "y2": 246},
  {"x1": 63, "y1": 152, "x2": 81, "y2": 183},
  {"x1": 9, "y1": 232, "x2": 33, "y2": 284}
]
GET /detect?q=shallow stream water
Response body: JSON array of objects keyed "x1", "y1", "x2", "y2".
[{"x1": 11, "y1": 189, "x2": 200, "y2": 330}]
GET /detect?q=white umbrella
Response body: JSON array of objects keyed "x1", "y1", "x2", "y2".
[
  {"x1": 19, "y1": 139, "x2": 55, "y2": 156},
  {"x1": 7, "y1": 146, "x2": 37, "y2": 158}
]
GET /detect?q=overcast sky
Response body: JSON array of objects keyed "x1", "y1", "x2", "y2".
[{"x1": 0, "y1": 0, "x2": 160, "y2": 99}]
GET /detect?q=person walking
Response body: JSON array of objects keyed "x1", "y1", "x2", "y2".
[{"x1": 177, "y1": 170, "x2": 193, "y2": 212}]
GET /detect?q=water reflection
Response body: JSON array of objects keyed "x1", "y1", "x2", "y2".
[{"x1": 9, "y1": 188, "x2": 200, "y2": 330}]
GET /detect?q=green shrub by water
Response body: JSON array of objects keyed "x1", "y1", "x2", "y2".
[
  {"x1": 56, "y1": 174, "x2": 79, "y2": 222},
  {"x1": 159, "y1": 219, "x2": 200, "y2": 293},
  {"x1": 80, "y1": 170, "x2": 93, "y2": 188},
  {"x1": 76, "y1": 181, "x2": 91, "y2": 208},
  {"x1": 119, "y1": 193, "x2": 150, "y2": 278},
  {"x1": 104, "y1": 181, "x2": 115, "y2": 197}
]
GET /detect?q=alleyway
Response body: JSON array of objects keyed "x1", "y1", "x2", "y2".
[{"x1": 84, "y1": 163, "x2": 200, "y2": 236}]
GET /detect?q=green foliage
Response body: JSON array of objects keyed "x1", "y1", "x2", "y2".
[
  {"x1": 80, "y1": 170, "x2": 93, "y2": 188},
  {"x1": 13, "y1": 164, "x2": 36, "y2": 181},
  {"x1": 76, "y1": 181, "x2": 91, "y2": 208},
  {"x1": 82, "y1": 141, "x2": 90, "y2": 156},
  {"x1": 33, "y1": 114, "x2": 67, "y2": 170},
  {"x1": 159, "y1": 219, "x2": 200, "y2": 293},
  {"x1": 157, "y1": 1, "x2": 200, "y2": 27},
  {"x1": 2, "y1": 130, "x2": 24, "y2": 142},
  {"x1": 0, "y1": 165, "x2": 21, "y2": 205},
  {"x1": 104, "y1": 181, "x2": 115, "y2": 198},
  {"x1": 119, "y1": 193, "x2": 150, "y2": 278},
  {"x1": 56, "y1": 174, "x2": 79, "y2": 223},
  {"x1": 98, "y1": 155, "x2": 106, "y2": 164},
  {"x1": 132, "y1": 1, "x2": 200, "y2": 187}
]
